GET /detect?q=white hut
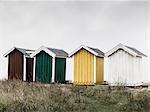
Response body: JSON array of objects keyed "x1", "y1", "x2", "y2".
[{"x1": 105, "y1": 43, "x2": 148, "y2": 86}]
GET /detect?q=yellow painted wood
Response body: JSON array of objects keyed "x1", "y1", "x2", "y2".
[
  {"x1": 74, "y1": 49, "x2": 94, "y2": 85},
  {"x1": 96, "y1": 57, "x2": 104, "y2": 84}
]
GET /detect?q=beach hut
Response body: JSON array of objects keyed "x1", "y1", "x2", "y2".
[
  {"x1": 31, "y1": 46, "x2": 68, "y2": 83},
  {"x1": 69, "y1": 45, "x2": 105, "y2": 85},
  {"x1": 4, "y1": 47, "x2": 34, "y2": 82},
  {"x1": 105, "y1": 43, "x2": 148, "y2": 86}
]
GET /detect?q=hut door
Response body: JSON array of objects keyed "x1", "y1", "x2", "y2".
[
  {"x1": 35, "y1": 51, "x2": 52, "y2": 83},
  {"x1": 26, "y1": 58, "x2": 34, "y2": 82},
  {"x1": 55, "y1": 58, "x2": 66, "y2": 83}
]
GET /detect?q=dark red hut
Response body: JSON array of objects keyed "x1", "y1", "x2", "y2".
[{"x1": 4, "y1": 47, "x2": 34, "y2": 82}]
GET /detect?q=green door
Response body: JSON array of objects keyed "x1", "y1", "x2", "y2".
[
  {"x1": 35, "y1": 51, "x2": 52, "y2": 83},
  {"x1": 55, "y1": 58, "x2": 66, "y2": 83}
]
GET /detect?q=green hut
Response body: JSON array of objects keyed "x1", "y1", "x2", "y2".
[{"x1": 31, "y1": 46, "x2": 68, "y2": 83}]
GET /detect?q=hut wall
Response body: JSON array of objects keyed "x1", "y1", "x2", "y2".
[
  {"x1": 74, "y1": 49, "x2": 94, "y2": 84},
  {"x1": 106, "y1": 49, "x2": 146, "y2": 86},
  {"x1": 8, "y1": 49, "x2": 23, "y2": 80}
]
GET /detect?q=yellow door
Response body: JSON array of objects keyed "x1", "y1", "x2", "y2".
[{"x1": 96, "y1": 57, "x2": 104, "y2": 84}]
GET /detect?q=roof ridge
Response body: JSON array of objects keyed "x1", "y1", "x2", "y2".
[{"x1": 16, "y1": 47, "x2": 34, "y2": 51}]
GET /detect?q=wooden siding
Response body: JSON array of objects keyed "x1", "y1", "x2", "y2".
[
  {"x1": 26, "y1": 58, "x2": 34, "y2": 82},
  {"x1": 96, "y1": 57, "x2": 104, "y2": 83},
  {"x1": 74, "y1": 49, "x2": 94, "y2": 85},
  {"x1": 8, "y1": 49, "x2": 23, "y2": 80},
  {"x1": 55, "y1": 58, "x2": 66, "y2": 83},
  {"x1": 35, "y1": 51, "x2": 52, "y2": 83},
  {"x1": 106, "y1": 49, "x2": 147, "y2": 86}
]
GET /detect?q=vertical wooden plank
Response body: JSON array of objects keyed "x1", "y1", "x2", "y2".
[
  {"x1": 73, "y1": 49, "x2": 94, "y2": 85},
  {"x1": 8, "y1": 49, "x2": 23, "y2": 80}
]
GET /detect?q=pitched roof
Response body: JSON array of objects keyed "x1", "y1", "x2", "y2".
[
  {"x1": 31, "y1": 46, "x2": 68, "y2": 58},
  {"x1": 88, "y1": 47, "x2": 105, "y2": 56},
  {"x1": 126, "y1": 46, "x2": 147, "y2": 57},
  {"x1": 4, "y1": 47, "x2": 34, "y2": 57},
  {"x1": 48, "y1": 48, "x2": 68, "y2": 57},
  {"x1": 105, "y1": 43, "x2": 147, "y2": 57},
  {"x1": 69, "y1": 45, "x2": 104, "y2": 57}
]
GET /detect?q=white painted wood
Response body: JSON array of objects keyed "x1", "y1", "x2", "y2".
[
  {"x1": 23, "y1": 56, "x2": 26, "y2": 81},
  {"x1": 104, "y1": 57, "x2": 107, "y2": 82},
  {"x1": 69, "y1": 45, "x2": 98, "y2": 57},
  {"x1": 7, "y1": 56, "x2": 9, "y2": 80},
  {"x1": 33, "y1": 57, "x2": 36, "y2": 82},
  {"x1": 106, "y1": 49, "x2": 148, "y2": 86},
  {"x1": 94, "y1": 56, "x2": 96, "y2": 83},
  {"x1": 65, "y1": 57, "x2": 73, "y2": 82},
  {"x1": 105, "y1": 43, "x2": 140, "y2": 57},
  {"x1": 72, "y1": 56, "x2": 74, "y2": 83},
  {"x1": 4, "y1": 47, "x2": 16, "y2": 57},
  {"x1": 52, "y1": 57, "x2": 55, "y2": 82},
  {"x1": 31, "y1": 46, "x2": 56, "y2": 58},
  {"x1": 69, "y1": 45, "x2": 104, "y2": 57}
]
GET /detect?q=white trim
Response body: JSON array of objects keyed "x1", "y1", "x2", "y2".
[
  {"x1": 105, "y1": 43, "x2": 138, "y2": 57},
  {"x1": 72, "y1": 56, "x2": 74, "y2": 83},
  {"x1": 69, "y1": 45, "x2": 102, "y2": 57},
  {"x1": 4, "y1": 47, "x2": 16, "y2": 57},
  {"x1": 55, "y1": 56, "x2": 68, "y2": 58},
  {"x1": 33, "y1": 57, "x2": 36, "y2": 82},
  {"x1": 26, "y1": 50, "x2": 34, "y2": 54},
  {"x1": 4, "y1": 47, "x2": 34, "y2": 58},
  {"x1": 52, "y1": 57, "x2": 55, "y2": 82},
  {"x1": 23, "y1": 56, "x2": 26, "y2": 81},
  {"x1": 94, "y1": 56, "x2": 96, "y2": 83},
  {"x1": 31, "y1": 46, "x2": 56, "y2": 58},
  {"x1": 7, "y1": 55, "x2": 9, "y2": 80}
]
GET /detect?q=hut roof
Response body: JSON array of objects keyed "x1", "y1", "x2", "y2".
[
  {"x1": 48, "y1": 48, "x2": 68, "y2": 57},
  {"x1": 105, "y1": 43, "x2": 147, "y2": 57},
  {"x1": 4, "y1": 47, "x2": 34, "y2": 57},
  {"x1": 31, "y1": 46, "x2": 68, "y2": 58},
  {"x1": 125, "y1": 46, "x2": 147, "y2": 57},
  {"x1": 69, "y1": 45, "x2": 104, "y2": 57}
]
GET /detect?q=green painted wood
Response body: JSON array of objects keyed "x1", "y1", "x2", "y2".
[
  {"x1": 55, "y1": 58, "x2": 66, "y2": 83},
  {"x1": 35, "y1": 51, "x2": 52, "y2": 83}
]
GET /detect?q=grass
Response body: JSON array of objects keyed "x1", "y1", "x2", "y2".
[{"x1": 0, "y1": 80, "x2": 149, "y2": 112}]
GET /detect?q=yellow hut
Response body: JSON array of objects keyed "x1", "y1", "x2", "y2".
[{"x1": 69, "y1": 45, "x2": 104, "y2": 85}]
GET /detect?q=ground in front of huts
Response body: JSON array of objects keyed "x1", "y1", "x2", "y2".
[{"x1": 0, "y1": 80, "x2": 150, "y2": 112}]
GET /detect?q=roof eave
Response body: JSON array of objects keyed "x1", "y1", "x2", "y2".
[
  {"x1": 55, "y1": 55, "x2": 68, "y2": 58},
  {"x1": 69, "y1": 45, "x2": 99, "y2": 57},
  {"x1": 31, "y1": 46, "x2": 56, "y2": 58},
  {"x1": 4, "y1": 47, "x2": 18, "y2": 57},
  {"x1": 97, "y1": 55, "x2": 105, "y2": 57},
  {"x1": 105, "y1": 44, "x2": 138, "y2": 57}
]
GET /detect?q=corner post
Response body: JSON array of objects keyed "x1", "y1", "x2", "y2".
[
  {"x1": 33, "y1": 57, "x2": 36, "y2": 82},
  {"x1": 23, "y1": 56, "x2": 26, "y2": 81},
  {"x1": 94, "y1": 56, "x2": 96, "y2": 83},
  {"x1": 52, "y1": 57, "x2": 55, "y2": 82}
]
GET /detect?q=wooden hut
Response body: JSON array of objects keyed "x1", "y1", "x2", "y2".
[
  {"x1": 69, "y1": 45, "x2": 105, "y2": 85},
  {"x1": 31, "y1": 46, "x2": 68, "y2": 83},
  {"x1": 4, "y1": 47, "x2": 34, "y2": 82},
  {"x1": 105, "y1": 43, "x2": 148, "y2": 86}
]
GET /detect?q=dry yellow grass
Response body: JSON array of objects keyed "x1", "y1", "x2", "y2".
[{"x1": 0, "y1": 80, "x2": 149, "y2": 112}]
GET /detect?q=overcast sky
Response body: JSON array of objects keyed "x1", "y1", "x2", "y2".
[{"x1": 0, "y1": 0, "x2": 149, "y2": 79}]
